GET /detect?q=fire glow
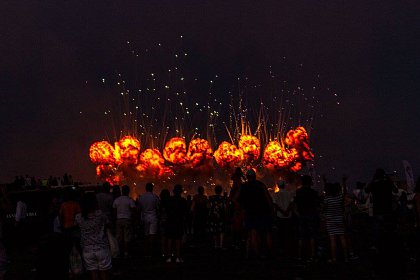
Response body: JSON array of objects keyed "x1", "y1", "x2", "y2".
[{"x1": 90, "y1": 126, "x2": 314, "y2": 185}]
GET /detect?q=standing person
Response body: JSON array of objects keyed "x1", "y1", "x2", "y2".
[
  {"x1": 185, "y1": 195, "x2": 193, "y2": 235},
  {"x1": 138, "y1": 183, "x2": 160, "y2": 258},
  {"x1": 14, "y1": 195, "x2": 27, "y2": 251},
  {"x1": 191, "y1": 186, "x2": 208, "y2": 242},
  {"x1": 111, "y1": 185, "x2": 121, "y2": 201},
  {"x1": 96, "y1": 183, "x2": 114, "y2": 228},
  {"x1": 159, "y1": 189, "x2": 171, "y2": 259},
  {"x1": 208, "y1": 185, "x2": 227, "y2": 249},
  {"x1": 365, "y1": 168, "x2": 398, "y2": 248},
  {"x1": 272, "y1": 180, "x2": 295, "y2": 258},
  {"x1": 165, "y1": 185, "x2": 187, "y2": 263},
  {"x1": 413, "y1": 177, "x2": 420, "y2": 280},
  {"x1": 59, "y1": 188, "x2": 81, "y2": 264},
  {"x1": 294, "y1": 175, "x2": 320, "y2": 262},
  {"x1": 236, "y1": 169, "x2": 274, "y2": 259},
  {"x1": 230, "y1": 167, "x2": 245, "y2": 249},
  {"x1": 75, "y1": 192, "x2": 111, "y2": 280},
  {"x1": 323, "y1": 183, "x2": 348, "y2": 263},
  {"x1": 112, "y1": 185, "x2": 136, "y2": 258}
]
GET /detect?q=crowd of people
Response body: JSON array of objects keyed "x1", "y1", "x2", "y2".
[
  {"x1": 10, "y1": 173, "x2": 75, "y2": 190},
  {"x1": 1, "y1": 167, "x2": 420, "y2": 280}
]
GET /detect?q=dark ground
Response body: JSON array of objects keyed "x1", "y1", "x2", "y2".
[{"x1": 2, "y1": 214, "x2": 419, "y2": 280}]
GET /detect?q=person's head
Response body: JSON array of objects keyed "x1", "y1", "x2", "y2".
[
  {"x1": 160, "y1": 189, "x2": 170, "y2": 201},
  {"x1": 145, "y1": 182, "x2": 154, "y2": 192},
  {"x1": 121, "y1": 185, "x2": 130, "y2": 196},
  {"x1": 246, "y1": 169, "x2": 256, "y2": 181},
  {"x1": 173, "y1": 184, "x2": 183, "y2": 196},
  {"x1": 233, "y1": 167, "x2": 243, "y2": 176},
  {"x1": 373, "y1": 168, "x2": 386, "y2": 181},
  {"x1": 112, "y1": 185, "x2": 121, "y2": 197},
  {"x1": 81, "y1": 192, "x2": 97, "y2": 219},
  {"x1": 356, "y1": 181, "x2": 365, "y2": 190},
  {"x1": 278, "y1": 180, "x2": 286, "y2": 189},
  {"x1": 101, "y1": 182, "x2": 111, "y2": 193},
  {"x1": 301, "y1": 175, "x2": 313, "y2": 187},
  {"x1": 325, "y1": 183, "x2": 341, "y2": 196},
  {"x1": 197, "y1": 186, "x2": 205, "y2": 195},
  {"x1": 214, "y1": 185, "x2": 223, "y2": 195}
]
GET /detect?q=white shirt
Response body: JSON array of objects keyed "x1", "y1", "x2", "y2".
[
  {"x1": 272, "y1": 189, "x2": 294, "y2": 219},
  {"x1": 113, "y1": 196, "x2": 136, "y2": 220},
  {"x1": 138, "y1": 192, "x2": 160, "y2": 220},
  {"x1": 15, "y1": 200, "x2": 27, "y2": 222}
]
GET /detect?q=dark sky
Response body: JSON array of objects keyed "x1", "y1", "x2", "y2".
[{"x1": 1, "y1": 1, "x2": 419, "y2": 185}]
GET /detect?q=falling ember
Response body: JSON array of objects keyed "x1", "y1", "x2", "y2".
[
  {"x1": 163, "y1": 137, "x2": 187, "y2": 165},
  {"x1": 137, "y1": 148, "x2": 172, "y2": 177},
  {"x1": 238, "y1": 135, "x2": 261, "y2": 165},
  {"x1": 89, "y1": 141, "x2": 115, "y2": 165},
  {"x1": 187, "y1": 138, "x2": 213, "y2": 168},
  {"x1": 214, "y1": 141, "x2": 243, "y2": 172},
  {"x1": 114, "y1": 136, "x2": 141, "y2": 165}
]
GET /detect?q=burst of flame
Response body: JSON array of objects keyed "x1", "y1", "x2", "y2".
[
  {"x1": 187, "y1": 138, "x2": 213, "y2": 168},
  {"x1": 214, "y1": 141, "x2": 243, "y2": 172},
  {"x1": 136, "y1": 148, "x2": 172, "y2": 177},
  {"x1": 114, "y1": 136, "x2": 141, "y2": 165},
  {"x1": 262, "y1": 141, "x2": 289, "y2": 170},
  {"x1": 238, "y1": 135, "x2": 261, "y2": 165},
  {"x1": 89, "y1": 141, "x2": 115, "y2": 165},
  {"x1": 96, "y1": 164, "x2": 121, "y2": 185},
  {"x1": 163, "y1": 137, "x2": 187, "y2": 165},
  {"x1": 285, "y1": 126, "x2": 314, "y2": 161}
]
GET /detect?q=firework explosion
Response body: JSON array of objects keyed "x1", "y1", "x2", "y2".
[
  {"x1": 86, "y1": 38, "x2": 328, "y2": 186},
  {"x1": 89, "y1": 126, "x2": 313, "y2": 184}
]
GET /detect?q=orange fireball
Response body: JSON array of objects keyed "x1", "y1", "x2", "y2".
[
  {"x1": 114, "y1": 136, "x2": 141, "y2": 165},
  {"x1": 262, "y1": 141, "x2": 289, "y2": 170},
  {"x1": 214, "y1": 141, "x2": 243, "y2": 171},
  {"x1": 187, "y1": 138, "x2": 213, "y2": 168},
  {"x1": 96, "y1": 164, "x2": 121, "y2": 185},
  {"x1": 163, "y1": 137, "x2": 187, "y2": 165},
  {"x1": 285, "y1": 127, "x2": 314, "y2": 161},
  {"x1": 238, "y1": 135, "x2": 261, "y2": 164},
  {"x1": 89, "y1": 141, "x2": 115, "y2": 165},
  {"x1": 137, "y1": 148, "x2": 172, "y2": 177}
]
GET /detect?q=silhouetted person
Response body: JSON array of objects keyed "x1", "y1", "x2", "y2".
[
  {"x1": 323, "y1": 183, "x2": 348, "y2": 263},
  {"x1": 96, "y1": 183, "x2": 114, "y2": 226},
  {"x1": 159, "y1": 189, "x2": 171, "y2": 258},
  {"x1": 365, "y1": 168, "x2": 398, "y2": 248},
  {"x1": 208, "y1": 185, "x2": 227, "y2": 249},
  {"x1": 113, "y1": 185, "x2": 136, "y2": 258},
  {"x1": 230, "y1": 167, "x2": 245, "y2": 249},
  {"x1": 295, "y1": 175, "x2": 319, "y2": 261},
  {"x1": 165, "y1": 185, "x2": 187, "y2": 263},
  {"x1": 138, "y1": 182, "x2": 160, "y2": 258},
  {"x1": 192, "y1": 186, "x2": 208, "y2": 241},
  {"x1": 236, "y1": 169, "x2": 274, "y2": 258}
]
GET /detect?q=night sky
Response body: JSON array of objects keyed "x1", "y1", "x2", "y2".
[{"x1": 1, "y1": 1, "x2": 419, "y2": 186}]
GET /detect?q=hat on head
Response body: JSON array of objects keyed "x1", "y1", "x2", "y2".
[{"x1": 246, "y1": 169, "x2": 256, "y2": 177}]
